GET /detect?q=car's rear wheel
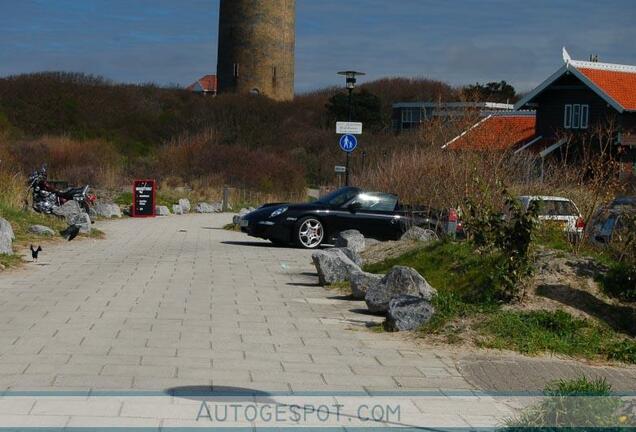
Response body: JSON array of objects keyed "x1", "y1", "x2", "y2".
[{"x1": 295, "y1": 217, "x2": 324, "y2": 249}]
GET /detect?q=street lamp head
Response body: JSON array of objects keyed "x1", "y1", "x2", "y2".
[{"x1": 337, "y1": 70, "x2": 366, "y2": 90}]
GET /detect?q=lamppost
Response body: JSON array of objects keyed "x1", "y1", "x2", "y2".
[{"x1": 337, "y1": 70, "x2": 365, "y2": 186}]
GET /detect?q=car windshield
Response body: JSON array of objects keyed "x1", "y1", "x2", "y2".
[
  {"x1": 315, "y1": 187, "x2": 360, "y2": 206},
  {"x1": 537, "y1": 200, "x2": 579, "y2": 216}
]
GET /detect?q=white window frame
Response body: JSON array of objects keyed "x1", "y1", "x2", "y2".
[
  {"x1": 580, "y1": 104, "x2": 589, "y2": 129},
  {"x1": 401, "y1": 108, "x2": 421, "y2": 129},
  {"x1": 572, "y1": 104, "x2": 581, "y2": 129},
  {"x1": 564, "y1": 104, "x2": 572, "y2": 129}
]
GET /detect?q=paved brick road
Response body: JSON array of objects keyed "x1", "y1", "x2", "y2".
[
  {"x1": 0, "y1": 214, "x2": 468, "y2": 393},
  {"x1": 0, "y1": 214, "x2": 633, "y2": 428}
]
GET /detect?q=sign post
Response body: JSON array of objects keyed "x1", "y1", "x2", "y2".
[
  {"x1": 132, "y1": 179, "x2": 156, "y2": 218},
  {"x1": 339, "y1": 134, "x2": 358, "y2": 186}
]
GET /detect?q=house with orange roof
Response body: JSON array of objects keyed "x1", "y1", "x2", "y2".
[
  {"x1": 187, "y1": 74, "x2": 217, "y2": 96},
  {"x1": 514, "y1": 49, "x2": 636, "y2": 172},
  {"x1": 446, "y1": 49, "x2": 636, "y2": 177}
]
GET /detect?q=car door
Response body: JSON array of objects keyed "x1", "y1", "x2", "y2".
[{"x1": 335, "y1": 192, "x2": 401, "y2": 240}]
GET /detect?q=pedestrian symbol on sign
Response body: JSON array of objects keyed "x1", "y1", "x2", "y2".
[{"x1": 339, "y1": 134, "x2": 358, "y2": 153}]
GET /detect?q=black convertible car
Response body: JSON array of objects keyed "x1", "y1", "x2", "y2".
[{"x1": 238, "y1": 187, "x2": 451, "y2": 248}]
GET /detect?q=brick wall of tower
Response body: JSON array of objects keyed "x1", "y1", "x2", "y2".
[{"x1": 217, "y1": 0, "x2": 296, "y2": 101}]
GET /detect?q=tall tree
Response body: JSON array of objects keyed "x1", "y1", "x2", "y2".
[
  {"x1": 325, "y1": 90, "x2": 383, "y2": 132},
  {"x1": 463, "y1": 81, "x2": 517, "y2": 103}
]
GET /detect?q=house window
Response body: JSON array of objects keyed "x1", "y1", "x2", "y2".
[
  {"x1": 400, "y1": 108, "x2": 422, "y2": 130},
  {"x1": 580, "y1": 104, "x2": 589, "y2": 129},
  {"x1": 572, "y1": 104, "x2": 581, "y2": 129},
  {"x1": 564, "y1": 105, "x2": 572, "y2": 128},
  {"x1": 564, "y1": 104, "x2": 589, "y2": 129},
  {"x1": 233, "y1": 63, "x2": 239, "y2": 78}
]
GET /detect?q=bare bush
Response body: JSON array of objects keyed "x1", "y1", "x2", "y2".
[{"x1": 155, "y1": 129, "x2": 306, "y2": 196}]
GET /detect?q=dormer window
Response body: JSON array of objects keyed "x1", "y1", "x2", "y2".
[{"x1": 564, "y1": 104, "x2": 589, "y2": 129}]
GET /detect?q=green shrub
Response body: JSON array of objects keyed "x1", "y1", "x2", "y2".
[
  {"x1": 601, "y1": 262, "x2": 636, "y2": 302},
  {"x1": 505, "y1": 376, "x2": 634, "y2": 429},
  {"x1": 464, "y1": 190, "x2": 540, "y2": 301}
]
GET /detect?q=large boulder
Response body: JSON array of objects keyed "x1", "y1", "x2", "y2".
[
  {"x1": 335, "y1": 230, "x2": 366, "y2": 253},
  {"x1": 53, "y1": 200, "x2": 82, "y2": 223},
  {"x1": 69, "y1": 213, "x2": 92, "y2": 233},
  {"x1": 386, "y1": 295, "x2": 435, "y2": 331},
  {"x1": 401, "y1": 226, "x2": 439, "y2": 242},
  {"x1": 350, "y1": 271, "x2": 383, "y2": 300},
  {"x1": 335, "y1": 247, "x2": 363, "y2": 267},
  {"x1": 0, "y1": 217, "x2": 15, "y2": 240},
  {"x1": 93, "y1": 203, "x2": 122, "y2": 218},
  {"x1": 0, "y1": 232, "x2": 12, "y2": 255},
  {"x1": 178, "y1": 199, "x2": 191, "y2": 213},
  {"x1": 365, "y1": 266, "x2": 436, "y2": 313},
  {"x1": 29, "y1": 225, "x2": 55, "y2": 236},
  {"x1": 172, "y1": 204, "x2": 184, "y2": 215},
  {"x1": 311, "y1": 249, "x2": 361, "y2": 285},
  {"x1": 155, "y1": 206, "x2": 170, "y2": 217},
  {"x1": 196, "y1": 202, "x2": 222, "y2": 214}
]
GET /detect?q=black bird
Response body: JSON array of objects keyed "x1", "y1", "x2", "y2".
[
  {"x1": 30, "y1": 245, "x2": 42, "y2": 262},
  {"x1": 60, "y1": 224, "x2": 81, "y2": 241}
]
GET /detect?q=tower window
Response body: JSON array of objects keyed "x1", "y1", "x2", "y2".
[
  {"x1": 233, "y1": 63, "x2": 239, "y2": 78},
  {"x1": 272, "y1": 66, "x2": 277, "y2": 82}
]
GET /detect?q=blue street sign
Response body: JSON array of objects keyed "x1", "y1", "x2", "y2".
[{"x1": 339, "y1": 134, "x2": 358, "y2": 153}]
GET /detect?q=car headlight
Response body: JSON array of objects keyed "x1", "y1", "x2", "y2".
[{"x1": 269, "y1": 206, "x2": 288, "y2": 218}]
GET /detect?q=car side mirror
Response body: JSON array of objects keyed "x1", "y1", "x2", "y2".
[{"x1": 348, "y1": 202, "x2": 362, "y2": 213}]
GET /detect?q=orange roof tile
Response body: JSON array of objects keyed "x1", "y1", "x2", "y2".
[
  {"x1": 576, "y1": 67, "x2": 636, "y2": 111},
  {"x1": 446, "y1": 114, "x2": 536, "y2": 151},
  {"x1": 187, "y1": 74, "x2": 217, "y2": 92}
]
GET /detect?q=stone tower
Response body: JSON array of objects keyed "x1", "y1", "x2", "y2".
[{"x1": 217, "y1": 0, "x2": 296, "y2": 101}]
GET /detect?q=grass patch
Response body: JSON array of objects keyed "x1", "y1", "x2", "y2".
[
  {"x1": 85, "y1": 228, "x2": 106, "y2": 239},
  {"x1": 326, "y1": 281, "x2": 352, "y2": 296},
  {"x1": 0, "y1": 253, "x2": 23, "y2": 269},
  {"x1": 113, "y1": 191, "x2": 132, "y2": 206},
  {"x1": 364, "y1": 241, "x2": 504, "y2": 302},
  {"x1": 505, "y1": 376, "x2": 630, "y2": 428},
  {"x1": 363, "y1": 239, "x2": 636, "y2": 363},
  {"x1": 364, "y1": 241, "x2": 502, "y2": 330},
  {"x1": 478, "y1": 309, "x2": 636, "y2": 363},
  {"x1": 0, "y1": 203, "x2": 67, "y2": 244},
  {"x1": 368, "y1": 323, "x2": 386, "y2": 333}
]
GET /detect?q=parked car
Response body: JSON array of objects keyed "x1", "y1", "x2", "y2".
[
  {"x1": 590, "y1": 196, "x2": 636, "y2": 244},
  {"x1": 238, "y1": 187, "x2": 459, "y2": 248},
  {"x1": 517, "y1": 195, "x2": 585, "y2": 234}
]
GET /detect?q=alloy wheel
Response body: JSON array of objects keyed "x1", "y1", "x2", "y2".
[{"x1": 297, "y1": 218, "x2": 324, "y2": 248}]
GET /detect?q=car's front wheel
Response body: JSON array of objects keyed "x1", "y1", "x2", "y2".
[{"x1": 295, "y1": 217, "x2": 324, "y2": 249}]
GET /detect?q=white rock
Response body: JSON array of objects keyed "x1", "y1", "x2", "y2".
[
  {"x1": 178, "y1": 199, "x2": 191, "y2": 213},
  {"x1": 155, "y1": 206, "x2": 171, "y2": 216},
  {"x1": 0, "y1": 218, "x2": 15, "y2": 240}
]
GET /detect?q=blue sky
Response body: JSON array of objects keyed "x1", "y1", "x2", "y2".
[{"x1": 1, "y1": 0, "x2": 634, "y2": 93}]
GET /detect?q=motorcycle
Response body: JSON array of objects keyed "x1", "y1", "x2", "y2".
[{"x1": 27, "y1": 166, "x2": 96, "y2": 214}]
